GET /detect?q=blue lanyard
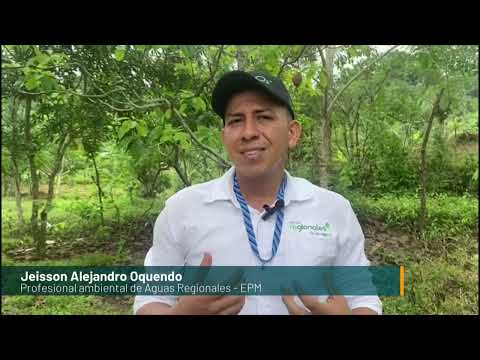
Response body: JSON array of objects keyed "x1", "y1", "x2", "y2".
[{"x1": 233, "y1": 172, "x2": 287, "y2": 264}]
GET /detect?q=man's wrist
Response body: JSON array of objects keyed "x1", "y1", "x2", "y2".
[
  {"x1": 351, "y1": 307, "x2": 378, "y2": 315},
  {"x1": 136, "y1": 302, "x2": 176, "y2": 315},
  {"x1": 169, "y1": 306, "x2": 180, "y2": 315}
]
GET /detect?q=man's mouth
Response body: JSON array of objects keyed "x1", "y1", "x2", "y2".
[{"x1": 241, "y1": 148, "x2": 266, "y2": 160}]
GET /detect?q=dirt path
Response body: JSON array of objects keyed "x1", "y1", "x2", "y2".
[{"x1": 361, "y1": 218, "x2": 416, "y2": 265}]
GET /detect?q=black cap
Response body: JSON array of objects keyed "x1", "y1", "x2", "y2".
[{"x1": 211, "y1": 70, "x2": 295, "y2": 123}]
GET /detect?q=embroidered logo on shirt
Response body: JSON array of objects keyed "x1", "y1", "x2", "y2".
[{"x1": 287, "y1": 221, "x2": 331, "y2": 237}]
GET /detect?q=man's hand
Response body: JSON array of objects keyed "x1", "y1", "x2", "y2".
[
  {"x1": 282, "y1": 295, "x2": 352, "y2": 315},
  {"x1": 172, "y1": 252, "x2": 246, "y2": 315},
  {"x1": 173, "y1": 294, "x2": 246, "y2": 315}
]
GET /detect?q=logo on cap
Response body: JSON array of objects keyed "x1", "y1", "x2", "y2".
[{"x1": 255, "y1": 75, "x2": 272, "y2": 85}]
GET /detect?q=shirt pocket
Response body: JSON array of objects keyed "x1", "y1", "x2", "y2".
[{"x1": 288, "y1": 233, "x2": 337, "y2": 266}]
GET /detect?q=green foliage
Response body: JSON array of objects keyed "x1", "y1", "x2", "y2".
[
  {"x1": 95, "y1": 225, "x2": 113, "y2": 242},
  {"x1": 63, "y1": 198, "x2": 99, "y2": 222},
  {"x1": 382, "y1": 248, "x2": 478, "y2": 314},
  {"x1": 1, "y1": 211, "x2": 20, "y2": 238},
  {"x1": 332, "y1": 128, "x2": 418, "y2": 195},
  {"x1": 348, "y1": 192, "x2": 478, "y2": 242},
  {"x1": 429, "y1": 150, "x2": 478, "y2": 195},
  {"x1": 2, "y1": 44, "x2": 478, "y2": 314},
  {"x1": 2, "y1": 250, "x2": 134, "y2": 314},
  {"x1": 114, "y1": 45, "x2": 126, "y2": 62},
  {"x1": 331, "y1": 46, "x2": 478, "y2": 196},
  {"x1": 118, "y1": 120, "x2": 138, "y2": 140}
]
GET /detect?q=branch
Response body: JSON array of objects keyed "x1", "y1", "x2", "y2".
[
  {"x1": 172, "y1": 108, "x2": 230, "y2": 169},
  {"x1": 333, "y1": 125, "x2": 348, "y2": 159},
  {"x1": 334, "y1": 96, "x2": 352, "y2": 117},
  {"x1": 71, "y1": 61, "x2": 123, "y2": 96},
  {"x1": 327, "y1": 45, "x2": 400, "y2": 114},
  {"x1": 421, "y1": 88, "x2": 444, "y2": 152},
  {"x1": 318, "y1": 47, "x2": 327, "y2": 69},
  {"x1": 15, "y1": 89, "x2": 57, "y2": 96},
  {"x1": 3, "y1": 45, "x2": 15, "y2": 59},
  {"x1": 70, "y1": 88, "x2": 125, "y2": 98},
  {"x1": 98, "y1": 99, "x2": 136, "y2": 112},
  {"x1": 194, "y1": 141, "x2": 231, "y2": 169},
  {"x1": 14, "y1": 85, "x2": 124, "y2": 100},
  {"x1": 97, "y1": 97, "x2": 167, "y2": 112},
  {"x1": 277, "y1": 45, "x2": 308, "y2": 76},
  {"x1": 2, "y1": 64, "x2": 59, "y2": 71},
  {"x1": 192, "y1": 45, "x2": 225, "y2": 99}
]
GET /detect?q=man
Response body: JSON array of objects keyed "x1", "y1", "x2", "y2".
[{"x1": 134, "y1": 70, "x2": 382, "y2": 315}]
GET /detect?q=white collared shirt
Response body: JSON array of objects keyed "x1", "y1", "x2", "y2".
[{"x1": 133, "y1": 167, "x2": 382, "y2": 315}]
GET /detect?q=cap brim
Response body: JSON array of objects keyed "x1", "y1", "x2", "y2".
[{"x1": 212, "y1": 71, "x2": 278, "y2": 121}]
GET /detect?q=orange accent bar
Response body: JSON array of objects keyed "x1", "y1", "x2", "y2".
[{"x1": 400, "y1": 265, "x2": 405, "y2": 296}]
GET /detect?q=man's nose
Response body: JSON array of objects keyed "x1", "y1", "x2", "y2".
[{"x1": 241, "y1": 118, "x2": 260, "y2": 141}]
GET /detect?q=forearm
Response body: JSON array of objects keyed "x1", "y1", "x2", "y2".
[{"x1": 351, "y1": 307, "x2": 378, "y2": 315}]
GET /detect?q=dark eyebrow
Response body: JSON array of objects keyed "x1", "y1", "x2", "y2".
[
  {"x1": 226, "y1": 108, "x2": 273, "y2": 117},
  {"x1": 255, "y1": 108, "x2": 273, "y2": 113},
  {"x1": 225, "y1": 112, "x2": 244, "y2": 118}
]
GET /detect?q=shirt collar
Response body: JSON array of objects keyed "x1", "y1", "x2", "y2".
[{"x1": 204, "y1": 166, "x2": 314, "y2": 207}]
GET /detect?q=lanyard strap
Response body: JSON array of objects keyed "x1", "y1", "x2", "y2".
[{"x1": 233, "y1": 172, "x2": 287, "y2": 264}]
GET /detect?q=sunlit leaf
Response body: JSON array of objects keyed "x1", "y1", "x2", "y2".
[{"x1": 118, "y1": 120, "x2": 137, "y2": 139}]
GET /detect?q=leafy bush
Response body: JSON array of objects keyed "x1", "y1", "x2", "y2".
[
  {"x1": 348, "y1": 192, "x2": 478, "y2": 240},
  {"x1": 332, "y1": 125, "x2": 418, "y2": 195},
  {"x1": 62, "y1": 198, "x2": 99, "y2": 222},
  {"x1": 382, "y1": 248, "x2": 478, "y2": 314},
  {"x1": 2, "y1": 295, "x2": 133, "y2": 315}
]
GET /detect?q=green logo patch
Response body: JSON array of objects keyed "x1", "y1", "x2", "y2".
[{"x1": 288, "y1": 221, "x2": 332, "y2": 236}]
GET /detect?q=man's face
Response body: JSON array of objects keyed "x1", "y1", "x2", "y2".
[{"x1": 221, "y1": 90, "x2": 302, "y2": 179}]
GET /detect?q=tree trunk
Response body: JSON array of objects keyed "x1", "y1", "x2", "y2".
[
  {"x1": 418, "y1": 89, "x2": 444, "y2": 235},
  {"x1": 354, "y1": 112, "x2": 360, "y2": 163},
  {"x1": 23, "y1": 96, "x2": 44, "y2": 255},
  {"x1": 90, "y1": 153, "x2": 104, "y2": 226},
  {"x1": 1, "y1": 171, "x2": 6, "y2": 197},
  {"x1": 12, "y1": 160, "x2": 25, "y2": 227},
  {"x1": 318, "y1": 47, "x2": 336, "y2": 188},
  {"x1": 1, "y1": 170, "x2": 13, "y2": 197},
  {"x1": 438, "y1": 117, "x2": 446, "y2": 140},
  {"x1": 316, "y1": 45, "x2": 399, "y2": 188},
  {"x1": 173, "y1": 164, "x2": 191, "y2": 187},
  {"x1": 236, "y1": 46, "x2": 247, "y2": 71},
  {"x1": 172, "y1": 147, "x2": 191, "y2": 187},
  {"x1": 9, "y1": 97, "x2": 25, "y2": 227},
  {"x1": 312, "y1": 115, "x2": 322, "y2": 182},
  {"x1": 39, "y1": 133, "x2": 71, "y2": 246},
  {"x1": 55, "y1": 154, "x2": 66, "y2": 196},
  {"x1": 341, "y1": 122, "x2": 351, "y2": 160},
  {"x1": 6, "y1": 176, "x2": 16, "y2": 196},
  {"x1": 2, "y1": 171, "x2": 13, "y2": 197},
  {"x1": 319, "y1": 113, "x2": 332, "y2": 188}
]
